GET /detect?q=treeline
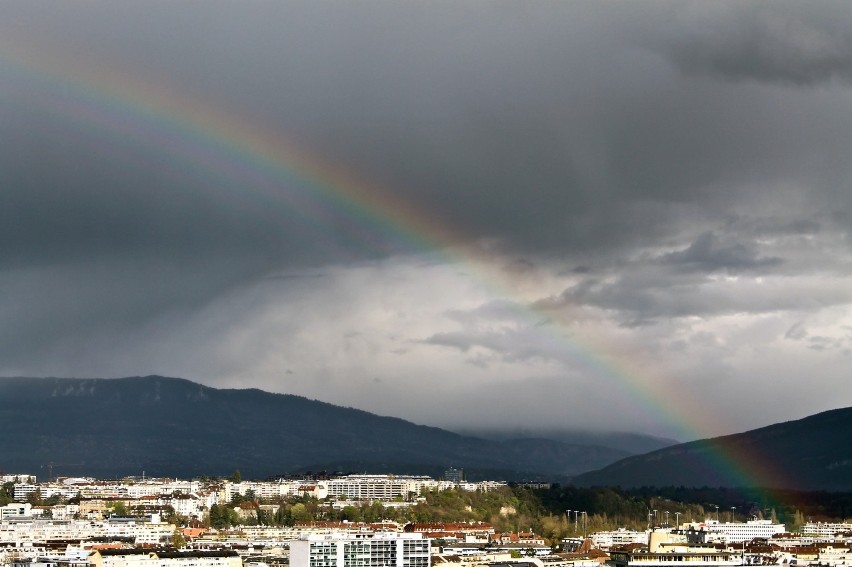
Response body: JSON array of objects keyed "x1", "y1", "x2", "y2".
[
  {"x1": 206, "y1": 485, "x2": 851, "y2": 539},
  {"x1": 533, "y1": 485, "x2": 852, "y2": 534},
  {"x1": 207, "y1": 486, "x2": 544, "y2": 531}
]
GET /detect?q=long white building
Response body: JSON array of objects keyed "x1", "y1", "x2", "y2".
[
  {"x1": 590, "y1": 528, "x2": 649, "y2": 550},
  {"x1": 801, "y1": 522, "x2": 852, "y2": 539},
  {"x1": 89, "y1": 549, "x2": 241, "y2": 567},
  {"x1": 325, "y1": 476, "x2": 437, "y2": 501},
  {"x1": 680, "y1": 520, "x2": 785, "y2": 543}
]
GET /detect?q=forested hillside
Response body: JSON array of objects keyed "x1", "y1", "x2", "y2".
[{"x1": 176, "y1": 483, "x2": 852, "y2": 539}]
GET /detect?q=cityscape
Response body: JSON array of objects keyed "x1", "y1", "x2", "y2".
[{"x1": 1, "y1": 472, "x2": 851, "y2": 567}]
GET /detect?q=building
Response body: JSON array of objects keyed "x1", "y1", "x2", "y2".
[
  {"x1": 290, "y1": 532, "x2": 430, "y2": 567},
  {"x1": 1, "y1": 474, "x2": 36, "y2": 484},
  {"x1": 325, "y1": 476, "x2": 433, "y2": 502},
  {"x1": 801, "y1": 522, "x2": 852, "y2": 539},
  {"x1": 13, "y1": 484, "x2": 39, "y2": 501},
  {"x1": 444, "y1": 469, "x2": 464, "y2": 484},
  {"x1": 88, "y1": 549, "x2": 241, "y2": 567},
  {"x1": 678, "y1": 520, "x2": 785, "y2": 544},
  {"x1": 0, "y1": 503, "x2": 33, "y2": 519},
  {"x1": 590, "y1": 529, "x2": 649, "y2": 551},
  {"x1": 607, "y1": 529, "x2": 744, "y2": 567}
]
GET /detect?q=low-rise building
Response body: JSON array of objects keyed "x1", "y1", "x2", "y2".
[{"x1": 1, "y1": 503, "x2": 33, "y2": 519}]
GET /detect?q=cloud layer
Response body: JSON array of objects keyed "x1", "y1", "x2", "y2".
[{"x1": 1, "y1": 1, "x2": 851, "y2": 440}]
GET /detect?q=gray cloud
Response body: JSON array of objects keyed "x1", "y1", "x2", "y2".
[{"x1": 661, "y1": 232, "x2": 783, "y2": 272}]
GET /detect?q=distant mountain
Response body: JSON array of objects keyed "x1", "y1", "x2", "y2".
[
  {"x1": 453, "y1": 427, "x2": 678, "y2": 455},
  {"x1": 0, "y1": 376, "x2": 631, "y2": 481},
  {"x1": 572, "y1": 407, "x2": 852, "y2": 490}
]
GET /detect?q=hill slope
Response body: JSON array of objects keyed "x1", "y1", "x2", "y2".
[
  {"x1": 572, "y1": 407, "x2": 852, "y2": 490},
  {"x1": 0, "y1": 376, "x2": 630, "y2": 480}
]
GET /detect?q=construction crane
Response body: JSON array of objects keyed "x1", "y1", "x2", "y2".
[{"x1": 41, "y1": 462, "x2": 83, "y2": 482}]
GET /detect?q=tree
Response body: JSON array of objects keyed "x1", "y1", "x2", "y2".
[
  {"x1": 209, "y1": 504, "x2": 239, "y2": 529},
  {"x1": 171, "y1": 528, "x2": 187, "y2": 549},
  {"x1": 341, "y1": 506, "x2": 362, "y2": 522},
  {"x1": 290, "y1": 503, "x2": 311, "y2": 522},
  {"x1": 789, "y1": 509, "x2": 806, "y2": 533},
  {"x1": 107, "y1": 501, "x2": 128, "y2": 516},
  {"x1": 0, "y1": 482, "x2": 14, "y2": 506},
  {"x1": 25, "y1": 489, "x2": 43, "y2": 507}
]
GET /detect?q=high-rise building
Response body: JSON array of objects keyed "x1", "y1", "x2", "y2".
[
  {"x1": 290, "y1": 532, "x2": 430, "y2": 567},
  {"x1": 443, "y1": 468, "x2": 464, "y2": 484}
]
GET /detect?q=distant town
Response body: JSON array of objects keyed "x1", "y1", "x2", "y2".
[{"x1": 1, "y1": 471, "x2": 851, "y2": 567}]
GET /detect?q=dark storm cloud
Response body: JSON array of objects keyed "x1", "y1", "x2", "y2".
[
  {"x1": 656, "y1": 3, "x2": 852, "y2": 86},
  {"x1": 5, "y1": 0, "x2": 852, "y2": 265}
]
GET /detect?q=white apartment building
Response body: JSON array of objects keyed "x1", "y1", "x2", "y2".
[
  {"x1": 325, "y1": 476, "x2": 437, "y2": 501},
  {"x1": 802, "y1": 522, "x2": 852, "y2": 539},
  {"x1": 229, "y1": 480, "x2": 326, "y2": 500},
  {"x1": 817, "y1": 545, "x2": 852, "y2": 566},
  {"x1": 1, "y1": 503, "x2": 33, "y2": 519},
  {"x1": 39, "y1": 484, "x2": 83, "y2": 500},
  {"x1": 290, "y1": 532, "x2": 431, "y2": 567},
  {"x1": 681, "y1": 519, "x2": 786, "y2": 543},
  {"x1": 1, "y1": 474, "x2": 36, "y2": 484},
  {"x1": 89, "y1": 549, "x2": 241, "y2": 567},
  {"x1": 123, "y1": 480, "x2": 201, "y2": 499},
  {"x1": 103, "y1": 516, "x2": 176, "y2": 545},
  {"x1": 0, "y1": 518, "x2": 98, "y2": 542},
  {"x1": 589, "y1": 528, "x2": 649, "y2": 550},
  {"x1": 0, "y1": 516, "x2": 176, "y2": 546},
  {"x1": 13, "y1": 484, "x2": 40, "y2": 501}
]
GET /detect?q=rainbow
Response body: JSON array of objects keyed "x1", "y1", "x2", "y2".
[{"x1": 0, "y1": 35, "x2": 793, "y2": 491}]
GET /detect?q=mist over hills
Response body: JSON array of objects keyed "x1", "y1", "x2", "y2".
[
  {"x1": 453, "y1": 427, "x2": 678, "y2": 455},
  {"x1": 0, "y1": 376, "x2": 639, "y2": 481},
  {"x1": 573, "y1": 406, "x2": 852, "y2": 491}
]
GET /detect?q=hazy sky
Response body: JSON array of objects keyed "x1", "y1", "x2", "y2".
[{"x1": 2, "y1": 1, "x2": 851, "y2": 441}]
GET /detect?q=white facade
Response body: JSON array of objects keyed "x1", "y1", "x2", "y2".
[
  {"x1": 90, "y1": 550, "x2": 241, "y2": 567},
  {"x1": 13, "y1": 484, "x2": 39, "y2": 501},
  {"x1": 230, "y1": 480, "x2": 326, "y2": 500},
  {"x1": 1, "y1": 474, "x2": 37, "y2": 484},
  {"x1": 290, "y1": 532, "x2": 430, "y2": 567},
  {"x1": 0, "y1": 503, "x2": 33, "y2": 519},
  {"x1": 326, "y1": 476, "x2": 431, "y2": 501},
  {"x1": 0, "y1": 517, "x2": 175, "y2": 546},
  {"x1": 802, "y1": 522, "x2": 852, "y2": 539},
  {"x1": 817, "y1": 545, "x2": 852, "y2": 566},
  {"x1": 591, "y1": 528, "x2": 649, "y2": 550},
  {"x1": 681, "y1": 520, "x2": 785, "y2": 543}
]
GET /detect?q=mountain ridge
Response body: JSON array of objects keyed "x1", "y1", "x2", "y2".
[
  {"x1": 572, "y1": 406, "x2": 852, "y2": 491},
  {"x1": 0, "y1": 375, "x2": 631, "y2": 480}
]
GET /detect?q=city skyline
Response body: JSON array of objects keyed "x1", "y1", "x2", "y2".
[{"x1": 1, "y1": 1, "x2": 852, "y2": 441}]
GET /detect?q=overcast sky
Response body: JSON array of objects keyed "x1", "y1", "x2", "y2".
[{"x1": 2, "y1": 1, "x2": 851, "y2": 441}]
